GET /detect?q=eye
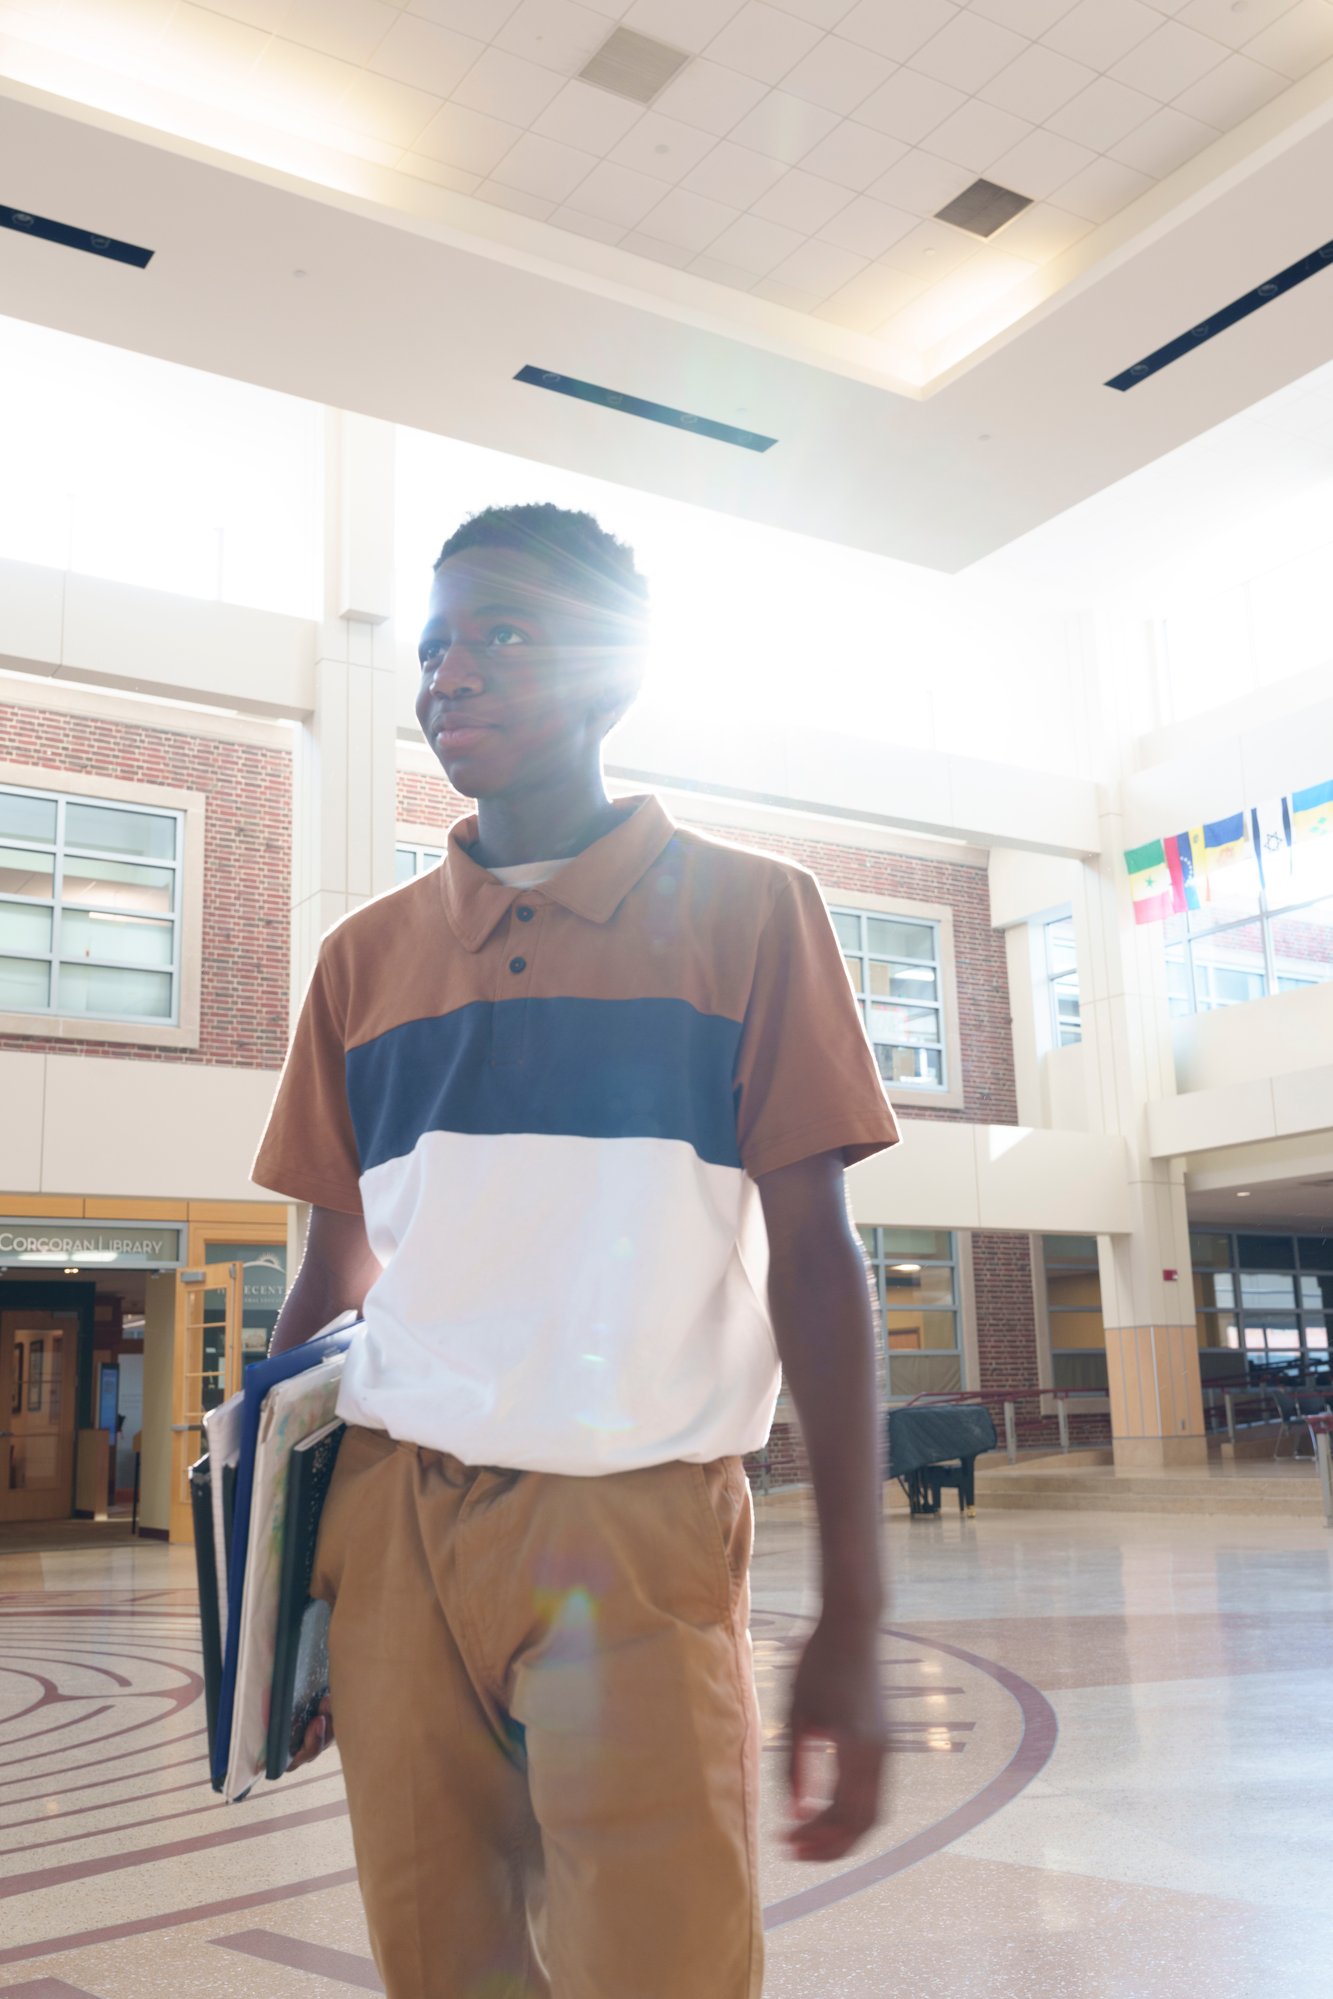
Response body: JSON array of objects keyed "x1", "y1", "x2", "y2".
[
  {"x1": 487, "y1": 624, "x2": 528, "y2": 648},
  {"x1": 419, "y1": 638, "x2": 447, "y2": 671}
]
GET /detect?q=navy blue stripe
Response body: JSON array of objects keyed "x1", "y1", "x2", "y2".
[{"x1": 346, "y1": 996, "x2": 743, "y2": 1172}]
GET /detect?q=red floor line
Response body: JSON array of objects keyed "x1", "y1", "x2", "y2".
[
  {"x1": 0, "y1": 1801, "x2": 349, "y2": 1902},
  {"x1": 211, "y1": 1929, "x2": 383, "y2": 1991},
  {"x1": 0, "y1": 1769, "x2": 342, "y2": 1850},
  {"x1": 0, "y1": 1868, "x2": 363, "y2": 1968}
]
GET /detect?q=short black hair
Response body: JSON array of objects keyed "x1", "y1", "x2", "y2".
[{"x1": 434, "y1": 502, "x2": 648, "y2": 631}]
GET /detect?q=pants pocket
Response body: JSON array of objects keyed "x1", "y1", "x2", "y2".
[{"x1": 690, "y1": 1457, "x2": 753, "y2": 1624}]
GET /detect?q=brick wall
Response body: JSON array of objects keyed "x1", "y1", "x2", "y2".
[
  {"x1": 396, "y1": 766, "x2": 470, "y2": 831},
  {"x1": 0, "y1": 703, "x2": 291, "y2": 1068}
]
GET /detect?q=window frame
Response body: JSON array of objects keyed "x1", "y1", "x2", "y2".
[
  {"x1": 828, "y1": 889, "x2": 965, "y2": 1112},
  {"x1": 1044, "y1": 914, "x2": 1082, "y2": 1046},
  {"x1": 1165, "y1": 878, "x2": 1333, "y2": 1018},
  {"x1": 861, "y1": 1225, "x2": 967, "y2": 1401},
  {"x1": 0, "y1": 762, "x2": 204, "y2": 1049},
  {"x1": 394, "y1": 834, "x2": 447, "y2": 884}
]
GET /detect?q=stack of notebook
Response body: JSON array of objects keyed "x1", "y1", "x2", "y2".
[{"x1": 189, "y1": 1315, "x2": 361, "y2": 1802}]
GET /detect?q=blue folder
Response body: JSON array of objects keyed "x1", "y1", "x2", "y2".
[{"x1": 210, "y1": 1323, "x2": 359, "y2": 1789}]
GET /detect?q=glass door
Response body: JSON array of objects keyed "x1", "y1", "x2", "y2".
[
  {"x1": 169, "y1": 1263, "x2": 242, "y2": 1544},
  {"x1": 1, "y1": 1307, "x2": 79, "y2": 1523}
]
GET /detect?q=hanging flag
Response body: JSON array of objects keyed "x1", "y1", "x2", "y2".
[
  {"x1": 1199, "y1": 812, "x2": 1249, "y2": 877},
  {"x1": 1125, "y1": 838, "x2": 1181, "y2": 924},
  {"x1": 1290, "y1": 778, "x2": 1333, "y2": 844},
  {"x1": 1250, "y1": 797, "x2": 1292, "y2": 892},
  {"x1": 1171, "y1": 831, "x2": 1201, "y2": 911}
]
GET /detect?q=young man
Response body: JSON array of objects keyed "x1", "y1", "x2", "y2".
[{"x1": 256, "y1": 503, "x2": 900, "y2": 1998}]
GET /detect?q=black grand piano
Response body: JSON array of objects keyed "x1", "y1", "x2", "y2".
[{"x1": 887, "y1": 1401, "x2": 998, "y2": 1517}]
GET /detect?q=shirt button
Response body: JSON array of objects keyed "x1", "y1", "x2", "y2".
[
  {"x1": 509, "y1": 956, "x2": 527, "y2": 975},
  {"x1": 515, "y1": 905, "x2": 534, "y2": 922}
]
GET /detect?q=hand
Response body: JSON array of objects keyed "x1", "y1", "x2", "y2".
[
  {"x1": 289, "y1": 1695, "x2": 335, "y2": 1770},
  {"x1": 785, "y1": 1615, "x2": 886, "y2": 1863}
]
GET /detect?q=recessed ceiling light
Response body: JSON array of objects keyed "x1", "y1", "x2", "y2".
[
  {"x1": 890, "y1": 1263, "x2": 922, "y2": 1272},
  {"x1": 1236, "y1": 1190, "x2": 1252, "y2": 1198}
]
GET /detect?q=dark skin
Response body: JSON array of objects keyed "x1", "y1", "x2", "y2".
[{"x1": 272, "y1": 545, "x2": 888, "y2": 1859}]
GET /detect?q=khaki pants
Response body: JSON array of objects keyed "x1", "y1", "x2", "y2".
[{"x1": 312, "y1": 1426, "x2": 762, "y2": 1999}]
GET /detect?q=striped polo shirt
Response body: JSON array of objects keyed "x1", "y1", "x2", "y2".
[{"x1": 253, "y1": 796, "x2": 899, "y2": 1474}]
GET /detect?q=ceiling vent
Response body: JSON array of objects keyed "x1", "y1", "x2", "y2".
[
  {"x1": 1, "y1": 202, "x2": 153, "y2": 267},
  {"x1": 578, "y1": 27, "x2": 690, "y2": 104},
  {"x1": 934, "y1": 179, "x2": 1032, "y2": 239},
  {"x1": 514, "y1": 367, "x2": 775, "y2": 452},
  {"x1": 1108, "y1": 236, "x2": 1333, "y2": 391}
]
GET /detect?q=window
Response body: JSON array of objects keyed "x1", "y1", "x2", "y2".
[
  {"x1": 1045, "y1": 915, "x2": 1081, "y2": 1045},
  {"x1": 860, "y1": 1227, "x2": 961, "y2": 1397},
  {"x1": 1192, "y1": 1229, "x2": 1333, "y2": 1387},
  {"x1": 0, "y1": 784, "x2": 183, "y2": 1024},
  {"x1": 1043, "y1": 1235, "x2": 1107, "y2": 1391},
  {"x1": 1164, "y1": 847, "x2": 1333, "y2": 1017},
  {"x1": 395, "y1": 842, "x2": 446, "y2": 884},
  {"x1": 833, "y1": 907, "x2": 946, "y2": 1090}
]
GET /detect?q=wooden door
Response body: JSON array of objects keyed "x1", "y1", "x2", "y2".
[{"x1": 169, "y1": 1263, "x2": 242, "y2": 1545}]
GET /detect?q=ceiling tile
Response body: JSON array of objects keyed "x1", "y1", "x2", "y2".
[
  {"x1": 334, "y1": 129, "x2": 405, "y2": 168},
  {"x1": 1110, "y1": 19, "x2": 1227, "y2": 97},
  {"x1": 779, "y1": 34, "x2": 895, "y2": 112},
  {"x1": 251, "y1": 37, "x2": 358, "y2": 118},
  {"x1": 682, "y1": 137, "x2": 789, "y2": 202},
  {"x1": 416, "y1": 98, "x2": 523, "y2": 170},
  {"x1": 769, "y1": 0, "x2": 859, "y2": 26},
  {"x1": 619, "y1": 229, "x2": 697, "y2": 265},
  {"x1": 564, "y1": 156, "x2": 666, "y2": 219},
  {"x1": 533, "y1": 78, "x2": 645, "y2": 150},
  {"x1": 704, "y1": 2, "x2": 824, "y2": 84},
  {"x1": 814, "y1": 261, "x2": 927, "y2": 330},
  {"x1": 817, "y1": 190, "x2": 915, "y2": 255},
  {"x1": 1042, "y1": 0, "x2": 1162, "y2": 67},
  {"x1": 750, "y1": 164, "x2": 853, "y2": 229},
  {"x1": 1109, "y1": 102, "x2": 1218, "y2": 173},
  {"x1": 882, "y1": 217, "x2": 980, "y2": 274},
  {"x1": 1172, "y1": 49, "x2": 1287, "y2": 123},
  {"x1": 798, "y1": 120, "x2": 908, "y2": 190},
  {"x1": 368, "y1": 13, "x2": 483, "y2": 94},
  {"x1": 493, "y1": 0, "x2": 613, "y2": 75},
  {"x1": 1175, "y1": 0, "x2": 1302, "y2": 55},
  {"x1": 921, "y1": 96, "x2": 1032, "y2": 170},
  {"x1": 453, "y1": 46, "x2": 565, "y2": 121},
  {"x1": 637, "y1": 183, "x2": 739, "y2": 246},
  {"x1": 177, "y1": 0, "x2": 286, "y2": 27},
  {"x1": 1047, "y1": 73, "x2": 1158, "y2": 147},
  {"x1": 490, "y1": 128, "x2": 599, "y2": 196},
  {"x1": 607, "y1": 108, "x2": 720, "y2": 177},
  {"x1": 652, "y1": 58, "x2": 769, "y2": 134},
  {"x1": 988, "y1": 125, "x2": 1095, "y2": 197},
  {"x1": 621, "y1": 0, "x2": 746, "y2": 53},
  {"x1": 1243, "y1": 0, "x2": 1333, "y2": 77},
  {"x1": 752, "y1": 275, "x2": 824, "y2": 309},
  {"x1": 550, "y1": 204, "x2": 627, "y2": 240},
  {"x1": 408, "y1": 0, "x2": 522, "y2": 37},
  {"x1": 281, "y1": 0, "x2": 399, "y2": 66},
  {"x1": 912, "y1": 12, "x2": 1027, "y2": 90},
  {"x1": 855, "y1": 67, "x2": 965, "y2": 142},
  {"x1": 705, "y1": 211, "x2": 806, "y2": 271},
  {"x1": 838, "y1": 0, "x2": 959, "y2": 61},
  {"x1": 399, "y1": 151, "x2": 483, "y2": 191},
  {"x1": 333, "y1": 69, "x2": 443, "y2": 143},
  {"x1": 156, "y1": 4, "x2": 271, "y2": 84},
  {"x1": 969, "y1": 0, "x2": 1081, "y2": 33},
  {"x1": 766, "y1": 234, "x2": 865, "y2": 296},
  {"x1": 1054, "y1": 153, "x2": 1154, "y2": 219},
  {"x1": 726, "y1": 88, "x2": 840, "y2": 160},
  {"x1": 688, "y1": 252, "x2": 761, "y2": 287},
  {"x1": 980, "y1": 43, "x2": 1095, "y2": 120},
  {"x1": 477, "y1": 179, "x2": 557, "y2": 217},
  {"x1": 986, "y1": 198, "x2": 1091, "y2": 259},
  {"x1": 866, "y1": 146, "x2": 973, "y2": 213}
]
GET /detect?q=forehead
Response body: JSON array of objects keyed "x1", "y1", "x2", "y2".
[{"x1": 426, "y1": 544, "x2": 598, "y2": 625}]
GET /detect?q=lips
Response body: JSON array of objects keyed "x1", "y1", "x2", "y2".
[{"x1": 433, "y1": 721, "x2": 496, "y2": 753}]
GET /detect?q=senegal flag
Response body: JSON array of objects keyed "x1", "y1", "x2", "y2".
[{"x1": 1125, "y1": 838, "x2": 1183, "y2": 924}]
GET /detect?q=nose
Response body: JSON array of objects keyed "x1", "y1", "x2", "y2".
[{"x1": 426, "y1": 643, "x2": 484, "y2": 700}]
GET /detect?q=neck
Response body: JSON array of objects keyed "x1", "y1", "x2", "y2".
[{"x1": 471, "y1": 765, "x2": 622, "y2": 870}]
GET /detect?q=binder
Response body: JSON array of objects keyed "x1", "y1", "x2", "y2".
[
  {"x1": 188, "y1": 1454, "x2": 222, "y2": 1758},
  {"x1": 210, "y1": 1319, "x2": 358, "y2": 1791},
  {"x1": 265, "y1": 1418, "x2": 345, "y2": 1781}
]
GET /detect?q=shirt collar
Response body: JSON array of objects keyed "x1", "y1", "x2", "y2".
[{"x1": 438, "y1": 795, "x2": 676, "y2": 952}]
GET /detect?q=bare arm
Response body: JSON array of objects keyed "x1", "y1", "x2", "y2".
[
  {"x1": 757, "y1": 1150, "x2": 886, "y2": 1864},
  {"x1": 269, "y1": 1205, "x2": 380, "y2": 1357}
]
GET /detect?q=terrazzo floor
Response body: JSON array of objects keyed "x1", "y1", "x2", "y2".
[{"x1": 3, "y1": 1499, "x2": 1331, "y2": 1996}]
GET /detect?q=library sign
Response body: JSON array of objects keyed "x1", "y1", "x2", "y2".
[{"x1": 0, "y1": 1221, "x2": 183, "y2": 1268}]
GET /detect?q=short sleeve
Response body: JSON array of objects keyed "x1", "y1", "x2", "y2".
[
  {"x1": 251, "y1": 947, "x2": 363, "y2": 1214},
  {"x1": 734, "y1": 872, "x2": 901, "y2": 1180}
]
